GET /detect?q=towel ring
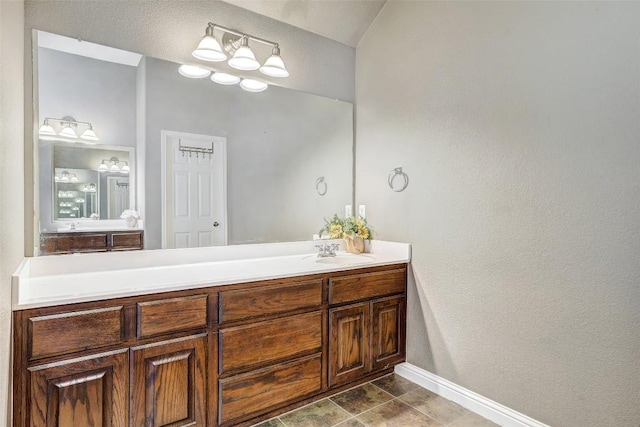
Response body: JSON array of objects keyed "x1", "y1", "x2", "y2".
[
  {"x1": 315, "y1": 176, "x2": 327, "y2": 196},
  {"x1": 388, "y1": 167, "x2": 409, "y2": 192}
]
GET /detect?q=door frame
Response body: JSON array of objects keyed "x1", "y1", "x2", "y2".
[{"x1": 160, "y1": 130, "x2": 228, "y2": 249}]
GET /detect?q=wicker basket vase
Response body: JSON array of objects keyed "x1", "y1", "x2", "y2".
[{"x1": 343, "y1": 234, "x2": 365, "y2": 254}]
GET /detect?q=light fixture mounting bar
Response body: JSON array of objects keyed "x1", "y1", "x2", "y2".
[
  {"x1": 43, "y1": 117, "x2": 93, "y2": 126},
  {"x1": 208, "y1": 23, "x2": 278, "y2": 48}
]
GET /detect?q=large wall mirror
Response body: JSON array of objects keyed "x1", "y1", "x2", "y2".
[{"x1": 35, "y1": 30, "x2": 354, "y2": 252}]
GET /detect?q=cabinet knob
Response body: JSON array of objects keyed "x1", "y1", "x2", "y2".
[{"x1": 213, "y1": 222, "x2": 219, "y2": 227}]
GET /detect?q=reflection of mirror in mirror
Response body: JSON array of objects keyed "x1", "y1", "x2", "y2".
[
  {"x1": 54, "y1": 167, "x2": 98, "y2": 219},
  {"x1": 39, "y1": 142, "x2": 135, "y2": 230},
  {"x1": 35, "y1": 30, "x2": 354, "y2": 251}
]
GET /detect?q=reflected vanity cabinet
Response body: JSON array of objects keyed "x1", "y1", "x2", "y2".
[
  {"x1": 40, "y1": 230, "x2": 144, "y2": 254},
  {"x1": 13, "y1": 263, "x2": 407, "y2": 427}
]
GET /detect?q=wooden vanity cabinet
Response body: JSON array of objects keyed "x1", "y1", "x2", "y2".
[
  {"x1": 328, "y1": 268, "x2": 407, "y2": 387},
  {"x1": 217, "y1": 278, "x2": 325, "y2": 426},
  {"x1": 14, "y1": 264, "x2": 407, "y2": 427}
]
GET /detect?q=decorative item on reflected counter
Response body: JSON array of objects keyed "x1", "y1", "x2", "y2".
[
  {"x1": 319, "y1": 214, "x2": 372, "y2": 254},
  {"x1": 121, "y1": 209, "x2": 140, "y2": 228}
]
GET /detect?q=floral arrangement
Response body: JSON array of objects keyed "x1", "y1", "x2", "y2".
[
  {"x1": 319, "y1": 214, "x2": 372, "y2": 240},
  {"x1": 120, "y1": 209, "x2": 140, "y2": 220}
]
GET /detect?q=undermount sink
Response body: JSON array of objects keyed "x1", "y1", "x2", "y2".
[{"x1": 306, "y1": 253, "x2": 375, "y2": 265}]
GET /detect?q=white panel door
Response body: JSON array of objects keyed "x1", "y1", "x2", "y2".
[{"x1": 163, "y1": 133, "x2": 226, "y2": 249}]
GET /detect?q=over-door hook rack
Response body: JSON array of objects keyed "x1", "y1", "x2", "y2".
[{"x1": 179, "y1": 140, "x2": 214, "y2": 159}]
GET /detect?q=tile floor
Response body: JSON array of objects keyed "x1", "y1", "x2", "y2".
[{"x1": 252, "y1": 374, "x2": 498, "y2": 427}]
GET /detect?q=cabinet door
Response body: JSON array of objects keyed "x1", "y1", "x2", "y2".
[
  {"x1": 29, "y1": 349, "x2": 128, "y2": 427},
  {"x1": 371, "y1": 296, "x2": 406, "y2": 371},
  {"x1": 131, "y1": 334, "x2": 207, "y2": 427},
  {"x1": 329, "y1": 302, "x2": 370, "y2": 387}
]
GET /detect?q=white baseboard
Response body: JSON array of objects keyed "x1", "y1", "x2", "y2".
[{"x1": 394, "y1": 363, "x2": 550, "y2": 427}]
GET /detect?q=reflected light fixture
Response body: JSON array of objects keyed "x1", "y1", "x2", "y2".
[
  {"x1": 98, "y1": 157, "x2": 129, "y2": 173},
  {"x1": 211, "y1": 72, "x2": 241, "y2": 85},
  {"x1": 181, "y1": 22, "x2": 290, "y2": 93},
  {"x1": 178, "y1": 64, "x2": 211, "y2": 78},
  {"x1": 80, "y1": 125, "x2": 98, "y2": 141},
  {"x1": 239, "y1": 79, "x2": 268, "y2": 93},
  {"x1": 39, "y1": 117, "x2": 99, "y2": 142},
  {"x1": 59, "y1": 123, "x2": 78, "y2": 139}
]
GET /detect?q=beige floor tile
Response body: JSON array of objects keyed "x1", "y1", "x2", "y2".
[
  {"x1": 330, "y1": 383, "x2": 394, "y2": 415},
  {"x1": 279, "y1": 399, "x2": 351, "y2": 427},
  {"x1": 399, "y1": 388, "x2": 469, "y2": 424},
  {"x1": 447, "y1": 412, "x2": 499, "y2": 427},
  {"x1": 371, "y1": 374, "x2": 420, "y2": 397},
  {"x1": 251, "y1": 418, "x2": 286, "y2": 427},
  {"x1": 334, "y1": 418, "x2": 365, "y2": 427},
  {"x1": 356, "y1": 399, "x2": 444, "y2": 427}
]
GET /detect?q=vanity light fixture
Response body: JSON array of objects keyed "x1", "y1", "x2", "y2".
[
  {"x1": 260, "y1": 46, "x2": 289, "y2": 78},
  {"x1": 228, "y1": 36, "x2": 260, "y2": 71},
  {"x1": 192, "y1": 25, "x2": 227, "y2": 62},
  {"x1": 182, "y1": 22, "x2": 290, "y2": 93},
  {"x1": 38, "y1": 117, "x2": 99, "y2": 142}
]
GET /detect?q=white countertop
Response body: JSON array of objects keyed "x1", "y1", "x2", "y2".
[{"x1": 12, "y1": 240, "x2": 411, "y2": 310}]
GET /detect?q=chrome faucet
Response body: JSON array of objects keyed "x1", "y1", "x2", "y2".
[
  {"x1": 69, "y1": 221, "x2": 79, "y2": 230},
  {"x1": 315, "y1": 243, "x2": 340, "y2": 258}
]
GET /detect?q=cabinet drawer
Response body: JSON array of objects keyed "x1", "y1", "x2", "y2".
[
  {"x1": 329, "y1": 268, "x2": 406, "y2": 305},
  {"x1": 137, "y1": 295, "x2": 208, "y2": 339},
  {"x1": 219, "y1": 354, "x2": 322, "y2": 424},
  {"x1": 28, "y1": 306, "x2": 124, "y2": 360},
  {"x1": 219, "y1": 279, "x2": 323, "y2": 323},
  {"x1": 41, "y1": 233, "x2": 108, "y2": 254},
  {"x1": 112, "y1": 231, "x2": 143, "y2": 250},
  {"x1": 220, "y1": 311, "x2": 323, "y2": 374}
]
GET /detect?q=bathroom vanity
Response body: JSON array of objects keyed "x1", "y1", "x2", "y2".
[{"x1": 12, "y1": 240, "x2": 410, "y2": 427}]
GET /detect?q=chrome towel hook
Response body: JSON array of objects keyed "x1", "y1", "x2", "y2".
[
  {"x1": 315, "y1": 176, "x2": 327, "y2": 196},
  {"x1": 388, "y1": 167, "x2": 409, "y2": 192}
]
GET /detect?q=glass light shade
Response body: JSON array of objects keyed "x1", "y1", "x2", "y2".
[
  {"x1": 228, "y1": 45, "x2": 260, "y2": 71},
  {"x1": 70, "y1": 174, "x2": 79, "y2": 183},
  {"x1": 121, "y1": 163, "x2": 130, "y2": 173},
  {"x1": 192, "y1": 35, "x2": 227, "y2": 62},
  {"x1": 240, "y1": 79, "x2": 268, "y2": 93},
  {"x1": 39, "y1": 123, "x2": 56, "y2": 136},
  {"x1": 260, "y1": 54, "x2": 289, "y2": 78},
  {"x1": 211, "y1": 72, "x2": 241, "y2": 85},
  {"x1": 60, "y1": 171, "x2": 70, "y2": 182},
  {"x1": 178, "y1": 64, "x2": 211, "y2": 78},
  {"x1": 110, "y1": 162, "x2": 120, "y2": 172},
  {"x1": 80, "y1": 127, "x2": 99, "y2": 141},
  {"x1": 98, "y1": 161, "x2": 109, "y2": 172},
  {"x1": 59, "y1": 125, "x2": 78, "y2": 139}
]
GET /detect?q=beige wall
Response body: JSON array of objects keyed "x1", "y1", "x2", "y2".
[
  {"x1": 0, "y1": 1, "x2": 25, "y2": 425},
  {"x1": 356, "y1": 1, "x2": 640, "y2": 426}
]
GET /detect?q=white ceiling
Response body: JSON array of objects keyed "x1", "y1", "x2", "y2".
[{"x1": 221, "y1": 0, "x2": 387, "y2": 47}]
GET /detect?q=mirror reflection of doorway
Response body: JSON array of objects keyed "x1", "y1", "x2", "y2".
[
  {"x1": 161, "y1": 131, "x2": 228, "y2": 249},
  {"x1": 107, "y1": 176, "x2": 130, "y2": 219}
]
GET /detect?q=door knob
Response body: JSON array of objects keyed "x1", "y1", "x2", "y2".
[{"x1": 213, "y1": 222, "x2": 219, "y2": 227}]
